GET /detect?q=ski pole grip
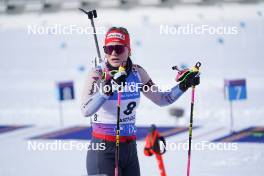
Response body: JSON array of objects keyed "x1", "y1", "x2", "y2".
[
  {"x1": 172, "y1": 66, "x2": 177, "y2": 70},
  {"x1": 118, "y1": 66, "x2": 126, "y2": 72},
  {"x1": 191, "y1": 61, "x2": 201, "y2": 72},
  {"x1": 195, "y1": 62, "x2": 201, "y2": 69},
  {"x1": 118, "y1": 62, "x2": 126, "y2": 72},
  {"x1": 92, "y1": 10, "x2": 97, "y2": 18},
  {"x1": 172, "y1": 66, "x2": 180, "y2": 71}
]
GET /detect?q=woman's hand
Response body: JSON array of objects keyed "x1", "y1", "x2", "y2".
[
  {"x1": 111, "y1": 70, "x2": 127, "y2": 86},
  {"x1": 179, "y1": 72, "x2": 200, "y2": 92},
  {"x1": 102, "y1": 70, "x2": 127, "y2": 96}
]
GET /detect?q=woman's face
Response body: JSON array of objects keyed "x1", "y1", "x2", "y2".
[{"x1": 104, "y1": 42, "x2": 130, "y2": 68}]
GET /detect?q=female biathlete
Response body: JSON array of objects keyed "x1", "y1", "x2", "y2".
[{"x1": 81, "y1": 27, "x2": 200, "y2": 176}]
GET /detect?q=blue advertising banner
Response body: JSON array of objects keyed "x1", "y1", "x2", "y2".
[
  {"x1": 225, "y1": 79, "x2": 247, "y2": 101},
  {"x1": 57, "y1": 81, "x2": 75, "y2": 101}
]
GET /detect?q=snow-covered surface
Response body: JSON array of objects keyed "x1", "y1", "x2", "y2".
[
  {"x1": 0, "y1": 3, "x2": 264, "y2": 176},
  {"x1": 1, "y1": 126, "x2": 263, "y2": 176}
]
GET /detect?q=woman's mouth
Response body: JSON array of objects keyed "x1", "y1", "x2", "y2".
[{"x1": 111, "y1": 58, "x2": 120, "y2": 62}]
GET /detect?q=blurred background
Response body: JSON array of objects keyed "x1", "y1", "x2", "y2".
[{"x1": 0, "y1": 0, "x2": 263, "y2": 176}]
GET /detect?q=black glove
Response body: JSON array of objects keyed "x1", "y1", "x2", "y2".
[
  {"x1": 102, "y1": 70, "x2": 127, "y2": 96},
  {"x1": 111, "y1": 70, "x2": 127, "y2": 86},
  {"x1": 179, "y1": 72, "x2": 200, "y2": 92}
]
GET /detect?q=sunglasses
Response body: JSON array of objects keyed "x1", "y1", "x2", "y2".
[{"x1": 103, "y1": 45, "x2": 126, "y2": 55}]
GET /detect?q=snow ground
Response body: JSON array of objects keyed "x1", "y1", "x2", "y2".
[{"x1": 1, "y1": 126, "x2": 263, "y2": 176}]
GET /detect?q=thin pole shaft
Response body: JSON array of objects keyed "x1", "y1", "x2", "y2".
[
  {"x1": 90, "y1": 18, "x2": 102, "y2": 63},
  {"x1": 115, "y1": 91, "x2": 121, "y2": 176},
  {"x1": 59, "y1": 102, "x2": 64, "y2": 127},
  {"x1": 230, "y1": 101, "x2": 234, "y2": 133},
  {"x1": 187, "y1": 86, "x2": 195, "y2": 176},
  {"x1": 155, "y1": 154, "x2": 166, "y2": 176}
]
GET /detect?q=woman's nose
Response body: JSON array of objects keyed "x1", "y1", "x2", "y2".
[{"x1": 111, "y1": 49, "x2": 117, "y2": 56}]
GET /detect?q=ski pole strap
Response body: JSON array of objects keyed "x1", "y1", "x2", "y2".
[
  {"x1": 144, "y1": 125, "x2": 166, "y2": 156},
  {"x1": 101, "y1": 63, "x2": 127, "y2": 81},
  {"x1": 158, "y1": 136, "x2": 166, "y2": 154},
  {"x1": 144, "y1": 136, "x2": 166, "y2": 156},
  {"x1": 173, "y1": 61, "x2": 201, "y2": 82}
]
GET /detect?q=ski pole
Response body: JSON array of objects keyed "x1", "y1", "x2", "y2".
[
  {"x1": 79, "y1": 8, "x2": 102, "y2": 64},
  {"x1": 114, "y1": 65, "x2": 126, "y2": 176},
  {"x1": 155, "y1": 153, "x2": 166, "y2": 176},
  {"x1": 115, "y1": 90, "x2": 121, "y2": 176},
  {"x1": 186, "y1": 62, "x2": 201, "y2": 176}
]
